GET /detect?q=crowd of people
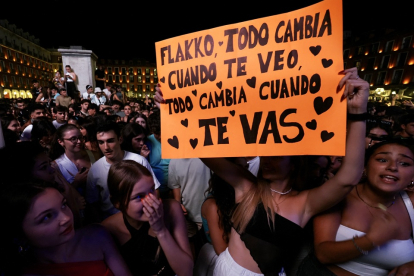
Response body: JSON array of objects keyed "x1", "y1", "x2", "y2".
[{"x1": 0, "y1": 67, "x2": 414, "y2": 276}]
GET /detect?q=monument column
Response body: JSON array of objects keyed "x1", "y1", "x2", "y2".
[{"x1": 58, "y1": 46, "x2": 98, "y2": 96}]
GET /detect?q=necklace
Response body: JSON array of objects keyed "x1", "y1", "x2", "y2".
[
  {"x1": 355, "y1": 186, "x2": 395, "y2": 209},
  {"x1": 270, "y1": 187, "x2": 292, "y2": 195}
]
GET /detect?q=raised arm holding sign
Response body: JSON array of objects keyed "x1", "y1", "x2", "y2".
[{"x1": 154, "y1": 0, "x2": 371, "y2": 274}]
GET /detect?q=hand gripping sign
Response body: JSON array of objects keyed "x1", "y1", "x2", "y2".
[{"x1": 156, "y1": 0, "x2": 344, "y2": 158}]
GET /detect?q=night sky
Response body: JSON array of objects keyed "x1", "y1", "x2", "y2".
[{"x1": 1, "y1": 1, "x2": 412, "y2": 62}]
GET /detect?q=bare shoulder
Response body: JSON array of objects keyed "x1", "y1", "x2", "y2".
[
  {"x1": 101, "y1": 212, "x2": 124, "y2": 234},
  {"x1": 76, "y1": 223, "x2": 112, "y2": 242},
  {"x1": 406, "y1": 190, "x2": 414, "y2": 202},
  {"x1": 201, "y1": 197, "x2": 217, "y2": 213},
  {"x1": 162, "y1": 198, "x2": 182, "y2": 214}
]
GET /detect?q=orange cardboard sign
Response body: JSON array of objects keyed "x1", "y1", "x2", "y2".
[{"x1": 156, "y1": 0, "x2": 344, "y2": 158}]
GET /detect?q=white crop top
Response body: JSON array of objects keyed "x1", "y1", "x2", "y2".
[{"x1": 335, "y1": 191, "x2": 414, "y2": 276}]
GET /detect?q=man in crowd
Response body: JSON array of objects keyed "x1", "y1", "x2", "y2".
[
  {"x1": 88, "y1": 103, "x2": 99, "y2": 117},
  {"x1": 50, "y1": 87, "x2": 60, "y2": 105},
  {"x1": 79, "y1": 99, "x2": 90, "y2": 117},
  {"x1": 95, "y1": 66, "x2": 106, "y2": 90},
  {"x1": 31, "y1": 79, "x2": 42, "y2": 102},
  {"x1": 82, "y1": 85, "x2": 94, "y2": 100},
  {"x1": 86, "y1": 121, "x2": 160, "y2": 221},
  {"x1": 55, "y1": 88, "x2": 72, "y2": 108},
  {"x1": 20, "y1": 104, "x2": 45, "y2": 141},
  {"x1": 52, "y1": 105, "x2": 68, "y2": 129}
]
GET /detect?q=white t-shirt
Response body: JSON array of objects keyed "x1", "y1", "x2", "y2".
[
  {"x1": 20, "y1": 124, "x2": 33, "y2": 141},
  {"x1": 86, "y1": 151, "x2": 161, "y2": 218},
  {"x1": 167, "y1": 158, "x2": 210, "y2": 223},
  {"x1": 52, "y1": 120, "x2": 66, "y2": 129}
]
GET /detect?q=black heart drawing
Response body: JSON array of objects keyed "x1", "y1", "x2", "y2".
[
  {"x1": 160, "y1": 77, "x2": 165, "y2": 83},
  {"x1": 190, "y1": 138, "x2": 198, "y2": 149},
  {"x1": 216, "y1": 81, "x2": 222, "y2": 89},
  {"x1": 246, "y1": 77, "x2": 256, "y2": 88},
  {"x1": 321, "y1": 131, "x2": 334, "y2": 142},
  {"x1": 309, "y1": 45, "x2": 322, "y2": 56},
  {"x1": 192, "y1": 90, "x2": 197, "y2": 97},
  {"x1": 218, "y1": 41, "x2": 223, "y2": 46},
  {"x1": 314, "y1": 96, "x2": 333, "y2": 115},
  {"x1": 306, "y1": 119, "x2": 317, "y2": 130},
  {"x1": 322, "y1": 58, "x2": 333, "y2": 68},
  {"x1": 229, "y1": 110, "x2": 235, "y2": 117},
  {"x1": 181, "y1": 119, "x2": 188, "y2": 127},
  {"x1": 167, "y1": 136, "x2": 179, "y2": 149}
]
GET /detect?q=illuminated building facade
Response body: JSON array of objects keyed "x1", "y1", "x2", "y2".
[
  {"x1": 97, "y1": 59, "x2": 158, "y2": 99},
  {"x1": 343, "y1": 28, "x2": 414, "y2": 102},
  {"x1": 0, "y1": 20, "x2": 55, "y2": 99}
]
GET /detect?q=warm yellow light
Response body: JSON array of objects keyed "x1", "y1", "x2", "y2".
[
  {"x1": 361, "y1": 68, "x2": 365, "y2": 71},
  {"x1": 13, "y1": 58, "x2": 16, "y2": 61},
  {"x1": 404, "y1": 80, "x2": 409, "y2": 84},
  {"x1": 394, "y1": 48, "x2": 399, "y2": 51},
  {"x1": 385, "y1": 83, "x2": 389, "y2": 85},
  {"x1": 151, "y1": 73, "x2": 153, "y2": 76},
  {"x1": 365, "y1": 53, "x2": 368, "y2": 55},
  {"x1": 374, "y1": 67, "x2": 378, "y2": 70},
  {"x1": 142, "y1": 73, "x2": 145, "y2": 75},
  {"x1": 134, "y1": 73, "x2": 137, "y2": 75},
  {"x1": 127, "y1": 81, "x2": 129, "y2": 83},
  {"x1": 5, "y1": 56, "x2": 8, "y2": 59},
  {"x1": 105, "y1": 71, "x2": 107, "y2": 74},
  {"x1": 54, "y1": 69, "x2": 57, "y2": 72},
  {"x1": 389, "y1": 66, "x2": 393, "y2": 69},
  {"x1": 370, "y1": 84, "x2": 373, "y2": 86},
  {"x1": 379, "y1": 50, "x2": 383, "y2": 53},
  {"x1": 349, "y1": 55, "x2": 352, "y2": 58}
]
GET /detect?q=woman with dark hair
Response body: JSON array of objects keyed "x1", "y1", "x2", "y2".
[
  {"x1": 31, "y1": 117, "x2": 56, "y2": 151},
  {"x1": 1, "y1": 114, "x2": 21, "y2": 145},
  {"x1": 101, "y1": 160, "x2": 193, "y2": 276},
  {"x1": 121, "y1": 123, "x2": 150, "y2": 159},
  {"x1": 0, "y1": 181, "x2": 131, "y2": 276},
  {"x1": 133, "y1": 113, "x2": 149, "y2": 134},
  {"x1": 79, "y1": 117, "x2": 102, "y2": 157},
  {"x1": 49, "y1": 124, "x2": 99, "y2": 190},
  {"x1": 156, "y1": 68, "x2": 369, "y2": 275},
  {"x1": 123, "y1": 104, "x2": 133, "y2": 123},
  {"x1": 304, "y1": 139, "x2": 414, "y2": 275},
  {"x1": 0, "y1": 141, "x2": 83, "y2": 228},
  {"x1": 35, "y1": 86, "x2": 51, "y2": 107}
]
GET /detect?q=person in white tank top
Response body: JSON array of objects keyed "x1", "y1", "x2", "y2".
[{"x1": 312, "y1": 139, "x2": 414, "y2": 276}]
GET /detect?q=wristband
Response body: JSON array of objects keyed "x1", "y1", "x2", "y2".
[
  {"x1": 347, "y1": 112, "x2": 369, "y2": 121},
  {"x1": 352, "y1": 235, "x2": 369, "y2": 255}
]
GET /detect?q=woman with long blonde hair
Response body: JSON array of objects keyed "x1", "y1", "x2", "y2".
[{"x1": 155, "y1": 68, "x2": 369, "y2": 275}]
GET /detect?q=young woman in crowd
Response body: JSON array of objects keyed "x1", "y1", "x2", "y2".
[
  {"x1": 101, "y1": 160, "x2": 193, "y2": 276},
  {"x1": 0, "y1": 141, "x2": 84, "y2": 228},
  {"x1": 0, "y1": 181, "x2": 131, "y2": 276},
  {"x1": 1, "y1": 114, "x2": 21, "y2": 136},
  {"x1": 304, "y1": 139, "x2": 414, "y2": 276},
  {"x1": 155, "y1": 68, "x2": 369, "y2": 275},
  {"x1": 120, "y1": 122, "x2": 150, "y2": 159},
  {"x1": 31, "y1": 117, "x2": 56, "y2": 152},
  {"x1": 49, "y1": 124, "x2": 100, "y2": 191},
  {"x1": 123, "y1": 104, "x2": 133, "y2": 123},
  {"x1": 35, "y1": 86, "x2": 51, "y2": 107},
  {"x1": 133, "y1": 113, "x2": 149, "y2": 133},
  {"x1": 79, "y1": 118, "x2": 102, "y2": 157}
]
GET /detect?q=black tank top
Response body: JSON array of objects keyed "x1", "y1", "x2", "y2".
[
  {"x1": 236, "y1": 203, "x2": 304, "y2": 276},
  {"x1": 120, "y1": 216, "x2": 174, "y2": 276}
]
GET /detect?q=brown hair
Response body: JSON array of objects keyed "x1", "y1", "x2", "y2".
[{"x1": 107, "y1": 160, "x2": 152, "y2": 212}]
